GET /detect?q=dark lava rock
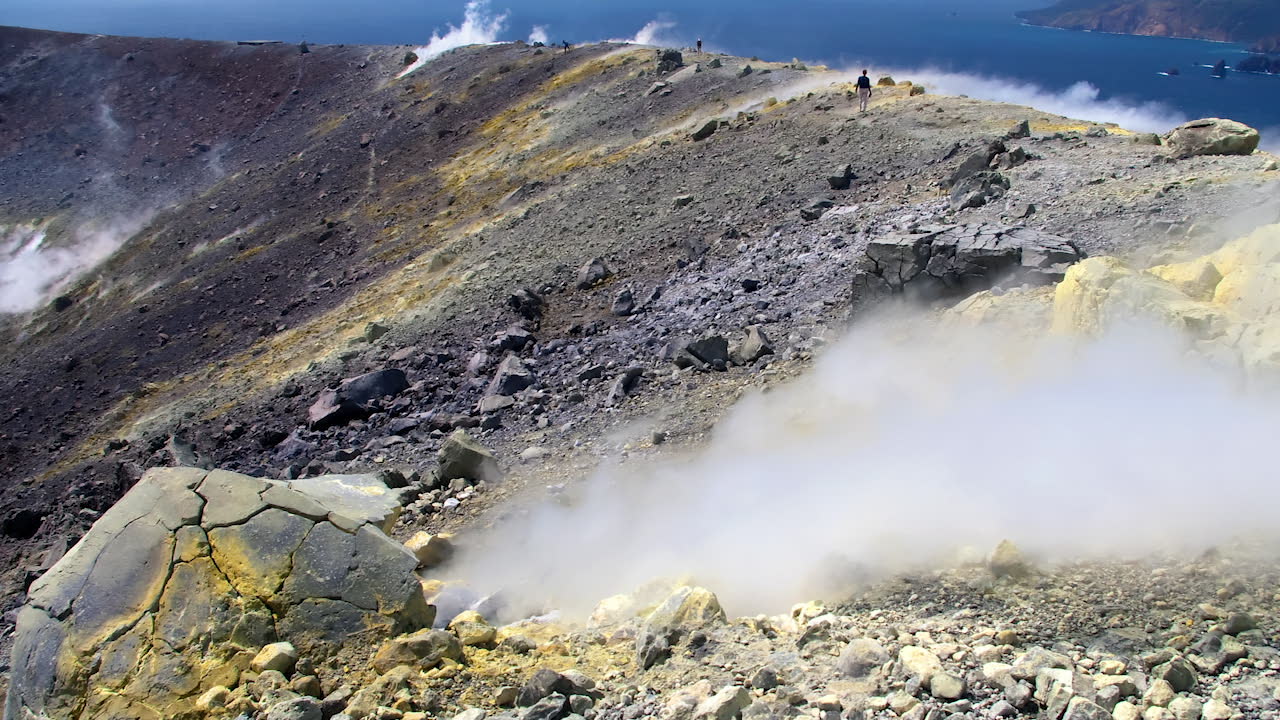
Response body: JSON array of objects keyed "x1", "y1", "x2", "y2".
[{"x1": 307, "y1": 369, "x2": 409, "y2": 430}]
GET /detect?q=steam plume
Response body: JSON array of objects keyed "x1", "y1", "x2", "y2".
[
  {"x1": 400, "y1": 0, "x2": 509, "y2": 77},
  {"x1": 528, "y1": 25, "x2": 549, "y2": 46},
  {"x1": 611, "y1": 20, "x2": 679, "y2": 47},
  {"x1": 0, "y1": 218, "x2": 146, "y2": 314},
  {"x1": 453, "y1": 306, "x2": 1280, "y2": 620},
  {"x1": 880, "y1": 67, "x2": 1188, "y2": 133}
]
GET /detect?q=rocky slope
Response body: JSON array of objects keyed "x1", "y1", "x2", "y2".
[
  {"x1": 2, "y1": 24, "x2": 1280, "y2": 720},
  {"x1": 1017, "y1": 0, "x2": 1280, "y2": 44}
]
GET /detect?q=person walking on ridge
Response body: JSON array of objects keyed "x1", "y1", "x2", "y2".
[
  {"x1": 562, "y1": 40, "x2": 571, "y2": 54},
  {"x1": 696, "y1": 38, "x2": 703, "y2": 53},
  {"x1": 856, "y1": 69, "x2": 873, "y2": 112}
]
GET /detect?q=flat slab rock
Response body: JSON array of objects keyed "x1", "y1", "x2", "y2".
[
  {"x1": 6, "y1": 467, "x2": 432, "y2": 720},
  {"x1": 862, "y1": 223, "x2": 1083, "y2": 300}
]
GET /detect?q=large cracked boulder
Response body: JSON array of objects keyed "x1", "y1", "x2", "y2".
[
  {"x1": 6, "y1": 467, "x2": 432, "y2": 720},
  {"x1": 1163, "y1": 118, "x2": 1260, "y2": 158},
  {"x1": 859, "y1": 223, "x2": 1082, "y2": 302}
]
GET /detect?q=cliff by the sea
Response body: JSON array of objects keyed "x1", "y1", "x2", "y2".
[{"x1": 1018, "y1": 0, "x2": 1280, "y2": 48}]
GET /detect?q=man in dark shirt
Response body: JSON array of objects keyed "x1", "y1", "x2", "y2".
[{"x1": 856, "y1": 69, "x2": 873, "y2": 112}]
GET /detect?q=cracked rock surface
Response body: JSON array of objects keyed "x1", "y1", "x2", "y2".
[{"x1": 5, "y1": 467, "x2": 431, "y2": 720}]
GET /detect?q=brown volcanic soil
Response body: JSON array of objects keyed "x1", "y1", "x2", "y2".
[{"x1": 0, "y1": 25, "x2": 1279, "y2": 683}]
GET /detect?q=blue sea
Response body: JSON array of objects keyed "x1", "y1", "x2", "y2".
[{"x1": 4, "y1": 0, "x2": 1278, "y2": 143}]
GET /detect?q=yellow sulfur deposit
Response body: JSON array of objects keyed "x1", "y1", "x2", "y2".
[{"x1": 951, "y1": 223, "x2": 1280, "y2": 372}]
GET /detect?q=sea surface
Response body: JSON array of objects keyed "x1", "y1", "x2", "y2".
[{"x1": 4, "y1": 0, "x2": 1279, "y2": 141}]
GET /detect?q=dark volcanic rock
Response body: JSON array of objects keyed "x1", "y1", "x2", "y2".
[{"x1": 307, "y1": 369, "x2": 409, "y2": 430}]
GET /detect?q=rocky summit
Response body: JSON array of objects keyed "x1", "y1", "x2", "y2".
[{"x1": 2, "y1": 23, "x2": 1280, "y2": 720}]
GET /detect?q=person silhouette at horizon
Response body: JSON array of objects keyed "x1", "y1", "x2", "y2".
[{"x1": 856, "y1": 69, "x2": 873, "y2": 112}]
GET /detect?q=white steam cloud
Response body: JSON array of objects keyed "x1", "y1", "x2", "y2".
[
  {"x1": 881, "y1": 67, "x2": 1188, "y2": 134},
  {"x1": 610, "y1": 19, "x2": 679, "y2": 47},
  {"x1": 400, "y1": 0, "x2": 509, "y2": 77},
  {"x1": 0, "y1": 218, "x2": 146, "y2": 313},
  {"x1": 454, "y1": 310, "x2": 1280, "y2": 620},
  {"x1": 528, "y1": 25, "x2": 549, "y2": 46}
]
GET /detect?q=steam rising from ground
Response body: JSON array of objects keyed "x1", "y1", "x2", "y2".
[
  {"x1": 610, "y1": 20, "x2": 680, "y2": 47},
  {"x1": 455, "y1": 312, "x2": 1280, "y2": 620},
  {"x1": 528, "y1": 25, "x2": 549, "y2": 46},
  {"x1": 879, "y1": 68, "x2": 1187, "y2": 134},
  {"x1": 0, "y1": 218, "x2": 146, "y2": 313},
  {"x1": 400, "y1": 0, "x2": 508, "y2": 76}
]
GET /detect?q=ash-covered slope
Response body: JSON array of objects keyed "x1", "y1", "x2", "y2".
[{"x1": 1, "y1": 26, "x2": 1279, "y2": 708}]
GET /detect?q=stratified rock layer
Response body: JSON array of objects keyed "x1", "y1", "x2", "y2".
[
  {"x1": 861, "y1": 224, "x2": 1083, "y2": 301},
  {"x1": 5, "y1": 467, "x2": 431, "y2": 720}
]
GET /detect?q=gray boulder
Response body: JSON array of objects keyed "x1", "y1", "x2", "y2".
[
  {"x1": 488, "y1": 355, "x2": 535, "y2": 396},
  {"x1": 838, "y1": 638, "x2": 889, "y2": 678},
  {"x1": 945, "y1": 140, "x2": 1005, "y2": 189},
  {"x1": 576, "y1": 257, "x2": 613, "y2": 289},
  {"x1": 730, "y1": 326, "x2": 774, "y2": 365},
  {"x1": 1163, "y1": 118, "x2": 1259, "y2": 157},
  {"x1": 691, "y1": 119, "x2": 723, "y2": 142},
  {"x1": 656, "y1": 48, "x2": 683, "y2": 73},
  {"x1": 950, "y1": 170, "x2": 1010, "y2": 210},
  {"x1": 675, "y1": 335, "x2": 731, "y2": 371},
  {"x1": 800, "y1": 198, "x2": 835, "y2": 221},
  {"x1": 828, "y1": 164, "x2": 855, "y2": 190}
]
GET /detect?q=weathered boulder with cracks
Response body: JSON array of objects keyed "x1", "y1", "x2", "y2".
[
  {"x1": 859, "y1": 223, "x2": 1083, "y2": 301},
  {"x1": 5, "y1": 467, "x2": 432, "y2": 720},
  {"x1": 1163, "y1": 118, "x2": 1260, "y2": 158}
]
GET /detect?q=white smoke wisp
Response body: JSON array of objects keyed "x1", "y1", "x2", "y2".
[
  {"x1": 453, "y1": 311, "x2": 1280, "y2": 620},
  {"x1": 528, "y1": 25, "x2": 550, "y2": 46},
  {"x1": 0, "y1": 217, "x2": 147, "y2": 314},
  {"x1": 877, "y1": 67, "x2": 1188, "y2": 134},
  {"x1": 1259, "y1": 126, "x2": 1280, "y2": 155},
  {"x1": 610, "y1": 19, "x2": 679, "y2": 47},
  {"x1": 399, "y1": 0, "x2": 509, "y2": 77}
]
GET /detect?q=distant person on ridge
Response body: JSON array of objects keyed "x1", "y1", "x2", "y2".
[
  {"x1": 856, "y1": 69, "x2": 873, "y2": 112},
  {"x1": 697, "y1": 38, "x2": 703, "y2": 53},
  {"x1": 562, "y1": 40, "x2": 571, "y2": 54}
]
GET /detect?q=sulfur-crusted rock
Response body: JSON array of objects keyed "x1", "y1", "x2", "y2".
[
  {"x1": 636, "y1": 586, "x2": 726, "y2": 669},
  {"x1": 370, "y1": 627, "x2": 463, "y2": 673},
  {"x1": 898, "y1": 646, "x2": 943, "y2": 685},
  {"x1": 990, "y1": 539, "x2": 1033, "y2": 579},
  {"x1": 405, "y1": 531, "x2": 456, "y2": 569},
  {"x1": 6, "y1": 467, "x2": 432, "y2": 720}
]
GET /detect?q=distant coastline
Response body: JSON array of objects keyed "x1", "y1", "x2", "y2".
[{"x1": 1016, "y1": 0, "x2": 1280, "y2": 51}]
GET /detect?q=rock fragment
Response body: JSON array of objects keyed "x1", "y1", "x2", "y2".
[
  {"x1": 576, "y1": 257, "x2": 613, "y2": 289},
  {"x1": 252, "y1": 642, "x2": 299, "y2": 675},
  {"x1": 405, "y1": 531, "x2": 455, "y2": 569},
  {"x1": 438, "y1": 430, "x2": 500, "y2": 482},
  {"x1": 308, "y1": 369, "x2": 410, "y2": 430}
]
